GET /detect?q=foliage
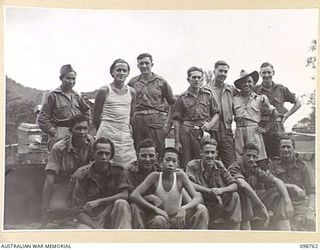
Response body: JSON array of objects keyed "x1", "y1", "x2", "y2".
[{"x1": 6, "y1": 77, "x2": 44, "y2": 144}]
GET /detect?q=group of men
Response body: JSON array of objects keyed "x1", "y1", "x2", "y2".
[{"x1": 38, "y1": 53, "x2": 315, "y2": 231}]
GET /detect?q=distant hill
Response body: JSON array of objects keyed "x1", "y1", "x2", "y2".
[
  {"x1": 6, "y1": 76, "x2": 47, "y2": 144},
  {"x1": 6, "y1": 76, "x2": 46, "y2": 104}
]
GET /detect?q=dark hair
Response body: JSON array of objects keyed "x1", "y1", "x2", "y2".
[
  {"x1": 279, "y1": 135, "x2": 295, "y2": 149},
  {"x1": 187, "y1": 66, "x2": 203, "y2": 77},
  {"x1": 163, "y1": 147, "x2": 179, "y2": 158},
  {"x1": 69, "y1": 115, "x2": 89, "y2": 129},
  {"x1": 137, "y1": 53, "x2": 153, "y2": 62},
  {"x1": 214, "y1": 60, "x2": 230, "y2": 69},
  {"x1": 92, "y1": 137, "x2": 115, "y2": 160},
  {"x1": 200, "y1": 138, "x2": 218, "y2": 150},
  {"x1": 243, "y1": 143, "x2": 259, "y2": 154},
  {"x1": 139, "y1": 138, "x2": 156, "y2": 150},
  {"x1": 109, "y1": 59, "x2": 130, "y2": 77},
  {"x1": 260, "y1": 62, "x2": 274, "y2": 69}
]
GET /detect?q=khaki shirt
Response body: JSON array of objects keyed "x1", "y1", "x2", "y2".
[
  {"x1": 38, "y1": 87, "x2": 90, "y2": 134},
  {"x1": 253, "y1": 82, "x2": 296, "y2": 120},
  {"x1": 70, "y1": 162, "x2": 130, "y2": 207},
  {"x1": 45, "y1": 134, "x2": 94, "y2": 182},
  {"x1": 128, "y1": 73, "x2": 176, "y2": 112},
  {"x1": 233, "y1": 92, "x2": 275, "y2": 124},
  {"x1": 173, "y1": 87, "x2": 218, "y2": 126},
  {"x1": 206, "y1": 81, "x2": 238, "y2": 130},
  {"x1": 269, "y1": 156, "x2": 315, "y2": 195},
  {"x1": 228, "y1": 159, "x2": 275, "y2": 190}
]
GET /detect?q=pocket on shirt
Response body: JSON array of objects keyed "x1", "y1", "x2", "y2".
[
  {"x1": 55, "y1": 104, "x2": 69, "y2": 120},
  {"x1": 251, "y1": 105, "x2": 261, "y2": 115},
  {"x1": 199, "y1": 98, "x2": 210, "y2": 117}
]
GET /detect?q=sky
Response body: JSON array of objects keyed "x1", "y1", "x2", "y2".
[{"x1": 4, "y1": 7, "x2": 318, "y2": 130}]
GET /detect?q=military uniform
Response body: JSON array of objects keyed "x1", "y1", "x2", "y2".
[
  {"x1": 269, "y1": 156, "x2": 315, "y2": 230},
  {"x1": 70, "y1": 162, "x2": 132, "y2": 229},
  {"x1": 186, "y1": 159, "x2": 242, "y2": 229},
  {"x1": 206, "y1": 81, "x2": 237, "y2": 168},
  {"x1": 253, "y1": 83, "x2": 296, "y2": 158},
  {"x1": 173, "y1": 87, "x2": 218, "y2": 169},
  {"x1": 128, "y1": 73, "x2": 176, "y2": 157},
  {"x1": 233, "y1": 92, "x2": 276, "y2": 161}
]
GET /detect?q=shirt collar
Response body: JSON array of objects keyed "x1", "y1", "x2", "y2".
[
  {"x1": 138, "y1": 72, "x2": 158, "y2": 83},
  {"x1": 67, "y1": 135, "x2": 90, "y2": 153},
  {"x1": 200, "y1": 160, "x2": 218, "y2": 173},
  {"x1": 210, "y1": 80, "x2": 232, "y2": 92},
  {"x1": 53, "y1": 86, "x2": 79, "y2": 96},
  {"x1": 261, "y1": 82, "x2": 275, "y2": 92}
]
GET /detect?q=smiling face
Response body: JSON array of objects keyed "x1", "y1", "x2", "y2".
[
  {"x1": 61, "y1": 71, "x2": 76, "y2": 91},
  {"x1": 162, "y1": 152, "x2": 179, "y2": 173},
  {"x1": 137, "y1": 56, "x2": 153, "y2": 75},
  {"x1": 239, "y1": 75, "x2": 254, "y2": 93},
  {"x1": 187, "y1": 70, "x2": 203, "y2": 89},
  {"x1": 138, "y1": 147, "x2": 157, "y2": 171},
  {"x1": 214, "y1": 65, "x2": 229, "y2": 83},
  {"x1": 70, "y1": 120, "x2": 89, "y2": 143},
  {"x1": 201, "y1": 144, "x2": 217, "y2": 166},
  {"x1": 260, "y1": 65, "x2": 274, "y2": 85},
  {"x1": 93, "y1": 143, "x2": 112, "y2": 173},
  {"x1": 112, "y1": 63, "x2": 129, "y2": 83}
]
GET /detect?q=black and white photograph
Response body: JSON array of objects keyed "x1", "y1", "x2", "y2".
[{"x1": 3, "y1": 3, "x2": 317, "y2": 239}]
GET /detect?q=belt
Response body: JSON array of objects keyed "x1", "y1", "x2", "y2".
[
  {"x1": 183, "y1": 120, "x2": 203, "y2": 128},
  {"x1": 135, "y1": 110, "x2": 162, "y2": 115},
  {"x1": 261, "y1": 116, "x2": 283, "y2": 122},
  {"x1": 236, "y1": 120, "x2": 259, "y2": 127}
]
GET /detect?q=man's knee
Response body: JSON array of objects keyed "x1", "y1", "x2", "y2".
[
  {"x1": 196, "y1": 204, "x2": 209, "y2": 217},
  {"x1": 148, "y1": 215, "x2": 170, "y2": 229},
  {"x1": 114, "y1": 199, "x2": 130, "y2": 210}
]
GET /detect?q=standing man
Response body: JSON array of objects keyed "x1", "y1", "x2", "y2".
[
  {"x1": 173, "y1": 66, "x2": 219, "y2": 169},
  {"x1": 206, "y1": 60, "x2": 237, "y2": 168},
  {"x1": 269, "y1": 136, "x2": 315, "y2": 231},
  {"x1": 128, "y1": 53, "x2": 176, "y2": 158},
  {"x1": 38, "y1": 64, "x2": 90, "y2": 150},
  {"x1": 254, "y1": 62, "x2": 301, "y2": 158},
  {"x1": 233, "y1": 70, "x2": 279, "y2": 162},
  {"x1": 186, "y1": 138, "x2": 242, "y2": 230},
  {"x1": 70, "y1": 137, "x2": 132, "y2": 229},
  {"x1": 41, "y1": 115, "x2": 94, "y2": 228}
]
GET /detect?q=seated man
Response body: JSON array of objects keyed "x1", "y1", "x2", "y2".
[
  {"x1": 41, "y1": 115, "x2": 94, "y2": 228},
  {"x1": 269, "y1": 136, "x2": 315, "y2": 231},
  {"x1": 127, "y1": 138, "x2": 162, "y2": 229},
  {"x1": 131, "y1": 147, "x2": 209, "y2": 229},
  {"x1": 228, "y1": 143, "x2": 294, "y2": 230},
  {"x1": 186, "y1": 138, "x2": 242, "y2": 230},
  {"x1": 70, "y1": 137, "x2": 131, "y2": 229}
]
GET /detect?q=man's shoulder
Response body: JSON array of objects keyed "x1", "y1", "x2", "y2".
[
  {"x1": 72, "y1": 163, "x2": 92, "y2": 180},
  {"x1": 152, "y1": 73, "x2": 168, "y2": 83},
  {"x1": 228, "y1": 159, "x2": 242, "y2": 169},
  {"x1": 128, "y1": 75, "x2": 141, "y2": 85},
  {"x1": 201, "y1": 86, "x2": 213, "y2": 96},
  {"x1": 51, "y1": 136, "x2": 71, "y2": 151},
  {"x1": 187, "y1": 159, "x2": 201, "y2": 169}
]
